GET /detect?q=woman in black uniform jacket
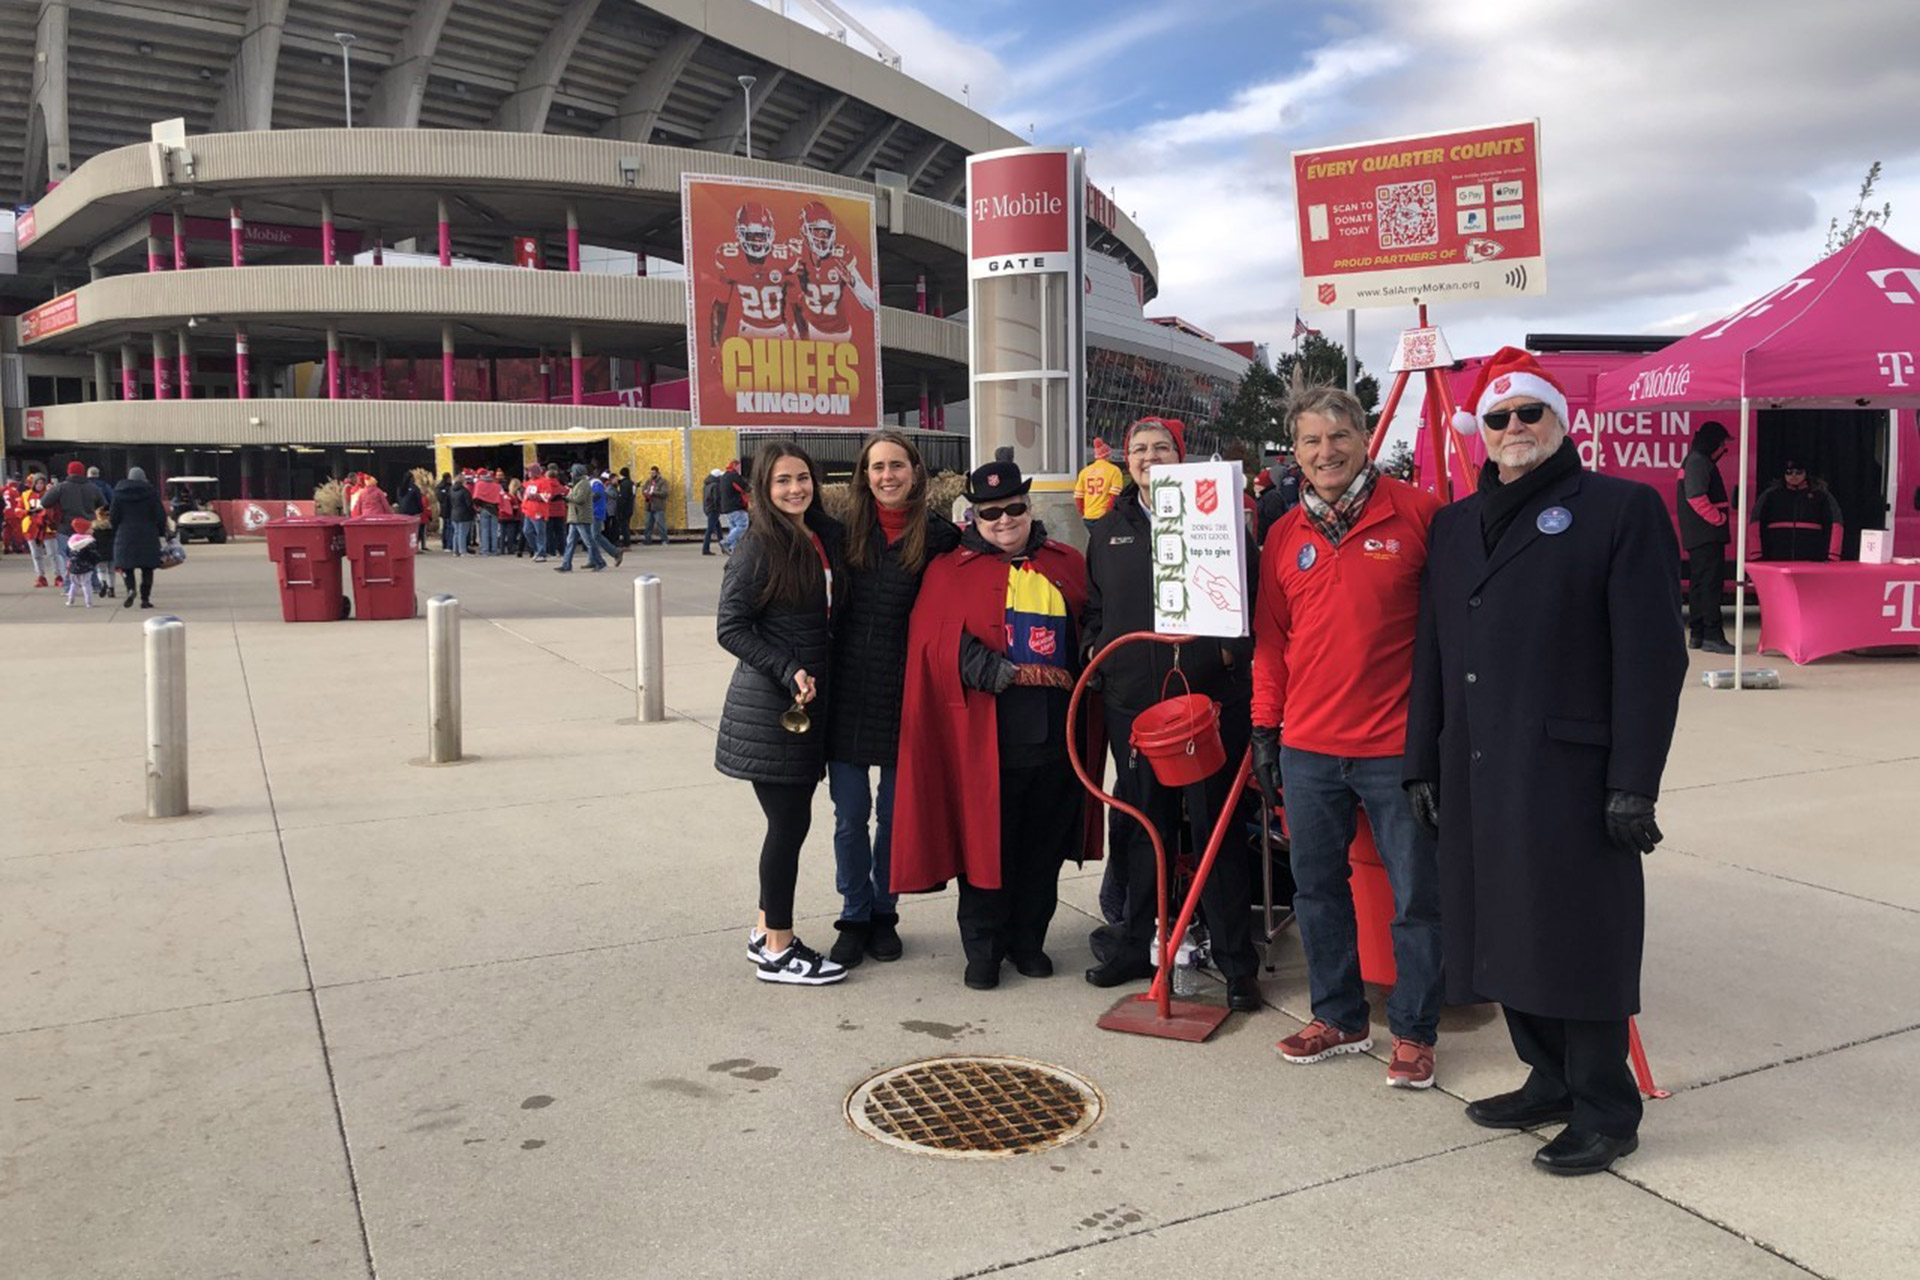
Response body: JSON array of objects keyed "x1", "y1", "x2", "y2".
[{"x1": 715, "y1": 441, "x2": 848, "y2": 986}]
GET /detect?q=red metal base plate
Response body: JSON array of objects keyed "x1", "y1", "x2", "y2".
[{"x1": 1096, "y1": 994, "x2": 1233, "y2": 1042}]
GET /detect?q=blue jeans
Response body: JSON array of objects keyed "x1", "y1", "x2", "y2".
[
  {"x1": 524, "y1": 516, "x2": 547, "y2": 557},
  {"x1": 643, "y1": 509, "x2": 667, "y2": 543},
  {"x1": 702, "y1": 513, "x2": 722, "y2": 552},
  {"x1": 828, "y1": 761, "x2": 897, "y2": 921},
  {"x1": 476, "y1": 508, "x2": 499, "y2": 554},
  {"x1": 450, "y1": 520, "x2": 473, "y2": 555},
  {"x1": 558, "y1": 523, "x2": 605, "y2": 570},
  {"x1": 1279, "y1": 746, "x2": 1443, "y2": 1044},
  {"x1": 721, "y1": 509, "x2": 748, "y2": 551}
]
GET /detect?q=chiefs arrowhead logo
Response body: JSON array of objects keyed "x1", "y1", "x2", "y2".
[
  {"x1": 1195, "y1": 478, "x2": 1219, "y2": 515},
  {"x1": 1317, "y1": 283, "x2": 1337, "y2": 306}
]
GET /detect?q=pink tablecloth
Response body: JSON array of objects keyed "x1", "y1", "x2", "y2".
[{"x1": 1748, "y1": 562, "x2": 1920, "y2": 663}]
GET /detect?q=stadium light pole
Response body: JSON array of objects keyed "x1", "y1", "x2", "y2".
[
  {"x1": 334, "y1": 33, "x2": 357, "y2": 128},
  {"x1": 738, "y1": 75, "x2": 757, "y2": 159}
]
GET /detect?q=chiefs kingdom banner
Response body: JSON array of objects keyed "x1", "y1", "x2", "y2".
[{"x1": 682, "y1": 175, "x2": 883, "y2": 430}]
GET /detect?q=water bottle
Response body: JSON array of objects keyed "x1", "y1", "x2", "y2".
[{"x1": 1171, "y1": 940, "x2": 1201, "y2": 997}]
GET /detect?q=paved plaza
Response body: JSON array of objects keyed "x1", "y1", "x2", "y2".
[{"x1": 3, "y1": 542, "x2": 1917, "y2": 1280}]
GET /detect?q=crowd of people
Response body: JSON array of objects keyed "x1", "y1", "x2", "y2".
[
  {"x1": 713, "y1": 346, "x2": 1689, "y2": 1178},
  {"x1": 4, "y1": 461, "x2": 175, "y2": 609}
]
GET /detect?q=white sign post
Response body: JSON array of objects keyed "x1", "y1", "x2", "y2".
[{"x1": 1149, "y1": 461, "x2": 1248, "y2": 638}]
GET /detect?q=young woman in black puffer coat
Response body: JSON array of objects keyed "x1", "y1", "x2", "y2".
[
  {"x1": 715, "y1": 441, "x2": 848, "y2": 986},
  {"x1": 823, "y1": 431, "x2": 961, "y2": 969}
]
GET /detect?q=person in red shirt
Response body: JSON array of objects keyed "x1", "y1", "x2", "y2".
[{"x1": 1249, "y1": 384, "x2": 1444, "y2": 1089}]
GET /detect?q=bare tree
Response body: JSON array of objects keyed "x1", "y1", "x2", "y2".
[{"x1": 1825, "y1": 162, "x2": 1892, "y2": 256}]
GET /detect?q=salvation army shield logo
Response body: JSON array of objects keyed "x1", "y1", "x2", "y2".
[
  {"x1": 1029, "y1": 625, "x2": 1058, "y2": 657},
  {"x1": 1317, "y1": 283, "x2": 1337, "y2": 306},
  {"x1": 1195, "y1": 478, "x2": 1219, "y2": 515}
]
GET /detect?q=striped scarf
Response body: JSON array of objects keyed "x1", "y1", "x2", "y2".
[{"x1": 1299, "y1": 464, "x2": 1378, "y2": 547}]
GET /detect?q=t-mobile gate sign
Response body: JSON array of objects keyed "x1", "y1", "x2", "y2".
[
  {"x1": 1293, "y1": 120, "x2": 1546, "y2": 311},
  {"x1": 968, "y1": 149, "x2": 1073, "y2": 279}
]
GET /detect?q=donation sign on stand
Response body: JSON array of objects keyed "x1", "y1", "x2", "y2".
[{"x1": 1149, "y1": 461, "x2": 1248, "y2": 638}]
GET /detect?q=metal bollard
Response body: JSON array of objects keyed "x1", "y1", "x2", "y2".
[
  {"x1": 426, "y1": 594, "x2": 463, "y2": 762},
  {"x1": 144, "y1": 615, "x2": 190, "y2": 818},
  {"x1": 634, "y1": 574, "x2": 665, "y2": 722}
]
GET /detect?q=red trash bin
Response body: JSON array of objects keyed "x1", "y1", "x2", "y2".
[
  {"x1": 264, "y1": 517, "x2": 347, "y2": 623},
  {"x1": 343, "y1": 515, "x2": 420, "y2": 620}
]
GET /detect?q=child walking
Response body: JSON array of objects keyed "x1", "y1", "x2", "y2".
[{"x1": 65, "y1": 518, "x2": 100, "y2": 608}]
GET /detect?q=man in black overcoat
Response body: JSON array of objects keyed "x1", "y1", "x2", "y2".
[{"x1": 1404, "y1": 347, "x2": 1687, "y2": 1177}]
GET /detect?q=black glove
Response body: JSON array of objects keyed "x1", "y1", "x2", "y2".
[
  {"x1": 1250, "y1": 725, "x2": 1281, "y2": 811},
  {"x1": 1405, "y1": 780, "x2": 1440, "y2": 839},
  {"x1": 986, "y1": 657, "x2": 1018, "y2": 695},
  {"x1": 1604, "y1": 790, "x2": 1663, "y2": 854}
]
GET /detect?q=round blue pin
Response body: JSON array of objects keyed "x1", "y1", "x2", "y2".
[
  {"x1": 1537, "y1": 506, "x2": 1573, "y2": 535},
  {"x1": 1297, "y1": 543, "x2": 1318, "y2": 571}
]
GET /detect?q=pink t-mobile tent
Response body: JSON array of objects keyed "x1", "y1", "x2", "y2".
[{"x1": 1594, "y1": 227, "x2": 1920, "y2": 678}]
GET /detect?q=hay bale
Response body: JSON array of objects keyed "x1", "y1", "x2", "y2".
[
  {"x1": 928, "y1": 470, "x2": 967, "y2": 514},
  {"x1": 819, "y1": 481, "x2": 853, "y2": 522},
  {"x1": 313, "y1": 479, "x2": 345, "y2": 516}
]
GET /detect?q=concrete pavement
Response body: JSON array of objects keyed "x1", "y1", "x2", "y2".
[{"x1": 3, "y1": 541, "x2": 1917, "y2": 1279}]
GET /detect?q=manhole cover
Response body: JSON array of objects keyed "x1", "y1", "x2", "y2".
[{"x1": 846, "y1": 1055, "x2": 1103, "y2": 1160}]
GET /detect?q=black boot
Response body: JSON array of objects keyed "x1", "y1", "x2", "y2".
[
  {"x1": 867, "y1": 912, "x2": 903, "y2": 962},
  {"x1": 828, "y1": 919, "x2": 870, "y2": 969}
]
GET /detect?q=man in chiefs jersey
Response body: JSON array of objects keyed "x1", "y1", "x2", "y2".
[
  {"x1": 790, "y1": 200, "x2": 877, "y2": 342},
  {"x1": 706, "y1": 202, "x2": 801, "y2": 363}
]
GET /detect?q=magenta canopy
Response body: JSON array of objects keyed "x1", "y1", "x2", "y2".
[{"x1": 1594, "y1": 227, "x2": 1920, "y2": 411}]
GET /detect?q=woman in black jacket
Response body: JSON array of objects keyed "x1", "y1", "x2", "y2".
[
  {"x1": 1082, "y1": 418, "x2": 1263, "y2": 1011},
  {"x1": 108, "y1": 467, "x2": 170, "y2": 609},
  {"x1": 823, "y1": 431, "x2": 960, "y2": 969},
  {"x1": 716, "y1": 441, "x2": 847, "y2": 986}
]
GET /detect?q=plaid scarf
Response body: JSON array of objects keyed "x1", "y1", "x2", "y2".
[{"x1": 1299, "y1": 463, "x2": 1378, "y2": 547}]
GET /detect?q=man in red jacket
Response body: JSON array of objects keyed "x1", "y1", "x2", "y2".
[{"x1": 1250, "y1": 385, "x2": 1444, "y2": 1089}]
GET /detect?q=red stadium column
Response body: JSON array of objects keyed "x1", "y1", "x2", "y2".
[
  {"x1": 172, "y1": 209, "x2": 187, "y2": 269},
  {"x1": 177, "y1": 329, "x2": 191, "y2": 400},
  {"x1": 229, "y1": 202, "x2": 245, "y2": 266},
  {"x1": 570, "y1": 328, "x2": 584, "y2": 407},
  {"x1": 437, "y1": 196, "x2": 452, "y2": 267},
  {"x1": 321, "y1": 191, "x2": 336, "y2": 265},
  {"x1": 442, "y1": 322, "x2": 456, "y2": 401},
  {"x1": 152, "y1": 333, "x2": 172, "y2": 400},
  {"x1": 234, "y1": 328, "x2": 250, "y2": 401},
  {"x1": 566, "y1": 203, "x2": 581, "y2": 273},
  {"x1": 326, "y1": 326, "x2": 341, "y2": 400},
  {"x1": 121, "y1": 344, "x2": 139, "y2": 400}
]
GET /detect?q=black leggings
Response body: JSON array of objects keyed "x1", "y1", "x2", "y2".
[
  {"x1": 753, "y1": 781, "x2": 816, "y2": 931},
  {"x1": 122, "y1": 567, "x2": 154, "y2": 602}
]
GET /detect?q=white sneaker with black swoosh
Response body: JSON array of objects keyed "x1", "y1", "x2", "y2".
[{"x1": 757, "y1": 938, "x2": 847, "y2": 986}]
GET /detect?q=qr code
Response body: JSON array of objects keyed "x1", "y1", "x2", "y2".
[
  {"x1": 1376, "y1": 180, "x2": 1438, "y2": 248},
  {"x1": 1403, "y1": 331, "x2": 1437, "y2": 367}
]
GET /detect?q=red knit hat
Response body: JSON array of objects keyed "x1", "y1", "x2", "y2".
[
  {"x1": 1127, "y1": 416, "x2": 1187, "y2": 459},
  {"x1": 1451, "y1": 346, "x2": 1570, "y2": 435},
  {"x1": 67, "y1": 460, "x2": 86, "y2": 476}
]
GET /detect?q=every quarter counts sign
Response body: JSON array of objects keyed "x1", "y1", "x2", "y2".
[{"x1": 1293, "y1": 120, "x2": 1545, "y2": 311}]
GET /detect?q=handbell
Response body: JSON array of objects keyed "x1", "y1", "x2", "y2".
[{"x1": 780, "y1": 700, "x2": 811, "y2": 733}]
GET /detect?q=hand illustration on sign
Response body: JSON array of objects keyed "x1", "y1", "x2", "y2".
[{"x1": 1193, "y1": 564, "x2": 1242, "y2": 613}]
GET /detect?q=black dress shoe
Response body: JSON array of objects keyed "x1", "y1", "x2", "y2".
[
  {"x1": 1465, "y1": 1089, "x2": 1575, "y2": 1130},
  {"x1": 963, "y1": 958, "x2": 1001, "y2": 990},
  {"x1": 866, "y1": 913, "x2": 903, "y2": 962},
  {"x1": 1533, "y1": 1126, "x2": 1638, "y2": 1176},
  {"x1": 1084, "y1": 952, "x2": 1157, "y2": 988},
  {"x1": 1010, "y1": 951, "x2": 1054, "y2": 979},
  {"x1": 1700, "y1": 637, "x2": 1735, "y2": 655},
  {"x1": 1226, "y1": 974, "x2": 1263, "y2": 1012},
  {"x1": 1687, "y1": 632, "x2": 1702, "y2": 650}
]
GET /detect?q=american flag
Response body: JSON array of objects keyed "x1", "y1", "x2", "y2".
[{"x1": 1292, "y1": 313, "x2": 1320, "y2": 340}]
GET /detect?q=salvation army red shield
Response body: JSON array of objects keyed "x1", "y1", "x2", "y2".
[
  {"x1": 1317, "y1": 283, "x2": 1337, "y2": 306},
  {"x1": 1195, "y1": 478, "x2": 1219, "y2": 515}
]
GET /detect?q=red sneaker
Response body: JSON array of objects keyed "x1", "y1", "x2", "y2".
[
  {"x1": 35, "y1": 575, "x2": 48, "y2": 587},
  {"x1": 1276, "y1": 1019, "x2": 1372, "y2": 1064},
  {"x1": 1386, "y1": 1036, "x2": 1436, "y2": 1089},
  {"x1": 54, "y1": 576, "x2": 64, "y2": 587}
]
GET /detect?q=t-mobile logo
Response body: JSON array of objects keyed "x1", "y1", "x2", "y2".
[
  {"x1": 1877, "y1": 351, "x2": 1916, "y2": 387},
  {"x1": 1868, "y1": 267, "x2": 1920, "y2": 305},
  {"x1": 1885, "y1": 580, "x2": 1920, "y2": 633}
]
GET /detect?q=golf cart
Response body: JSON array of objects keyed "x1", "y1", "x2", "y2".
[{"x1": 166, "y1": 476, "x2": 228, "y2": 544}]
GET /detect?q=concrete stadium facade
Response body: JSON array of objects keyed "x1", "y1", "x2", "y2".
[{"x1": 2, "y1": 0, "x2": 1244, "y2": 500}]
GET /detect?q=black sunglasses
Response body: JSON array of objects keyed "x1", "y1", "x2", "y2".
[
  {"x1": 975, "y1": 501, "x2": 1029, "y2": 522},
  {"x1": 1481, "y1": 403, "x2": 1551, "y2": 431}
]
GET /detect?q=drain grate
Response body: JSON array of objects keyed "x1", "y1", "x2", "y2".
[{"x1": 846, "y1": 1056, "x2": 1103, "y2": 1160}]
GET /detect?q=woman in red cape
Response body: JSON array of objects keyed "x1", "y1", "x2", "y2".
[{"x1": 891, "y1": 459, "x2": 1103, "y2": 989}]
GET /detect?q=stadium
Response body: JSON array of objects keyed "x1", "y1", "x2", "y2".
[{"x1": 1, "y1": 0, "x2": 1250, "y2": 523}]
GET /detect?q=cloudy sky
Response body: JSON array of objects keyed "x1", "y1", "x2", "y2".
[{"x1": 807, "y1": 0, "x2": 1919, "y2": 387}]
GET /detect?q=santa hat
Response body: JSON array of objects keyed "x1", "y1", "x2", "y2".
[
  {"x1": 1450, "y1": 347, "x2": 1569, "y2": 436},
  {"x1": 1127, "y1": 416, "x2": 1187, "y2": 460}
]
